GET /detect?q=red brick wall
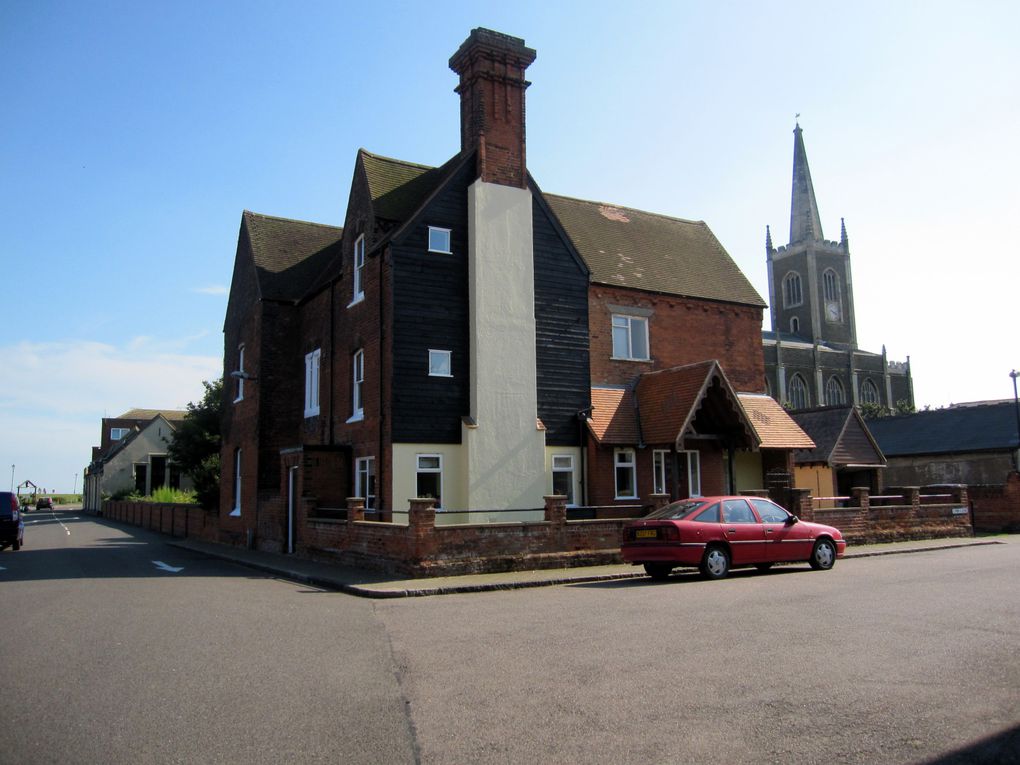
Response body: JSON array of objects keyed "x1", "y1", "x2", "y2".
[
  {"x1": 970, "y1": 472, "x2": 1020, "y2": 531},
  {"x1": 588, "y1": 285, "x2": 765, "y2": 392},
  {"x1": 103, "y1": 500, "x2": 218, "y2": 542}
]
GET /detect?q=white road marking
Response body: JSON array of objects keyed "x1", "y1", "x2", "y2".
[{"x1": 152, "y1": 561, "x2": 184, "y2": 573}]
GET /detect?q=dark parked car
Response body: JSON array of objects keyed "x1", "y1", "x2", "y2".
[
  {"x1": 621, "y1": 495, "x2": 845, "y2": 580},
  {"x1": 35, "y1": 496, "x2": 53, "y2": 510},
  {"x1": 0, "y1": 491, "x2": 24, "y2": 551}
]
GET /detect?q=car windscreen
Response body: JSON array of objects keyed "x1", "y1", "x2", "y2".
[
  {"x1": 644, "y1": 500, "x2": 710, "y2": 520},
  {"x1": 0, "y1": 493, "x2": 16, "y2": 518}
]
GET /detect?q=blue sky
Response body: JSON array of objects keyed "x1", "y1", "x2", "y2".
[{"x1": 3, "y1": 1, "x2": 1018, "y2": 492}]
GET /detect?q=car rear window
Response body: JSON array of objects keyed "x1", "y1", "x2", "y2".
[
  {"x1": 644, "y1": 500, "x2": 710, "y2": 520},
  {"x1": 0, "y1": 492, "x2": 16, "y2": 518}
]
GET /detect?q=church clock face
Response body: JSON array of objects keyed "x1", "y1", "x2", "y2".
[{"x1": 825, "y1": 301, "x2": 841, "y2": 322}]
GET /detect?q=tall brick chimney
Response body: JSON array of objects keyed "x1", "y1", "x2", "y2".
[{"x1": 449, "y1": 28, "x2": 536, "y2": 188}]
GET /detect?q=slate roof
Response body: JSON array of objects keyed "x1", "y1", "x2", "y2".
[
  {"x1": 737, "y1": 394, "x2": 815, "y2": 449},
  {"x1": 790, "y1": 407, "x2": 885, "y2": 467},
  {"x1": 243, "y1": 211, "x2": 343, "y2": 302},
  {"x1": 543, "y1": 194, "x2": 766, "y2": 307},
  {"x1": 867, "y1": 401, "x2": 1020, "y2": 457},
  {"x1": 360, "y1": 150, "x2": 458, "y2": 223}
]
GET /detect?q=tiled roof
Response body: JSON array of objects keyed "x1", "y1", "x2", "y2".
[
  {"x1": 244, "y1": 211, "x2": 343, "y2": 301},
  {"x1": 360, "y1": 150, "x2": 461, "y2": 224},
  {"x1": 790, "y1": 407, "x2": 885, "y2": 466},
  {"x1": 867, "y1": 401, "x2": 1020, "y2": 457},
  {"x1": 588, "y1": 387, "x2": 640, "y2": 443},
  {"x1": 115, "y1": 409, "x2": 187, "y2": 422},
  {"x1": 737, "y1": 394, "x2": 815, "y2": 449},
  {"x1": 544, "y1": 194, "x2": 766, "y2": 307},
  {"x1": 636, "y1": 361, "x2": 721, "y2": 445}
]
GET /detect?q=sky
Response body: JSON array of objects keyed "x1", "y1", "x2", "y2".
[{"x1": 3, "y1": 1, "x2": 1018, "y2": 493}]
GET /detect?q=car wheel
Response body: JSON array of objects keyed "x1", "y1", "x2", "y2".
[
  {"x1": 754, "y1": 562, "x2": 774, "y2": 572},
  {"x1": 699, "y1": 545, "x2": 730, "y2": 579},
  {"x1": 809, "y1": 538, "x2": 836, "y2": 570},
  {"x1": 643, "y1": 563, "x2": 674, "y2": 581}
]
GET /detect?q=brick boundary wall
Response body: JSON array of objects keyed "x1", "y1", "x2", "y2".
[
  {"x1": 969, "y1": 472, "x2": 1020, "y2": 532},
  {"x1": 102, "y1": 484, "x2": 978, "y2": 577}
]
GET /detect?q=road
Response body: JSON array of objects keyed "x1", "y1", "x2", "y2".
[{"x1": 1, "y1": 509, "x2": 1018, "y2": 764}]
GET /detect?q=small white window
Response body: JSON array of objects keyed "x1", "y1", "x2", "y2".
[
  {"x1": 234, "y1": 344, "x2": 245, "y2": 402},
  {"x1": 551, "y1": 454, "x2": 576, "y2": 505},
  {"x1": 611, "y1": 315, "x2": 649, "y2": 361},
  {"x1": 304, "y1": 349, "x2": 321, "y2": 417},
  {"x1": 614, "y1": 449, "x2": 637, "y2": 499},
  {"x1": 682, "y1": 450, "x2": 701, "y2": 497},
  {"x1": 653, "y1": 450, "x2": 669, "y2": 495},
  {"x1": 428, "y1": 226, "x2": 452, "y2": 254},
  {"x1": 428, "y1": 349, "x2": 452, "y2": 377},
  {"x1": 350, "y1": 349, "x2": 364, "y2": 422},
  {"x1": 230, "y1": 448, "x2": 242, "y2": 517},
  {"x1": 110, "y1": 427, "x2": 130, "y2": 441},
  {"x1": 355, "y1": 456, "x2": 376, "y2": 510},
  {"x1": 416, "y1": 454, "x2": 443, "y2": 509},
  {"x1": 352, "y1": 235, "x2": 365, "y2": 304}
]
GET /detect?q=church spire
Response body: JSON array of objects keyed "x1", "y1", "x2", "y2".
[
  {"x1": 789, "y1": 123, "x2": 824, "y2": 244},
  {"x1": 765, "y1": 224, "x2": 773, "y2": 252}
]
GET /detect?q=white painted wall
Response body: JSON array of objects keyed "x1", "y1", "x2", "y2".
[{"x1": 463, "y1": 179, "x2": 546, "y2": 510}]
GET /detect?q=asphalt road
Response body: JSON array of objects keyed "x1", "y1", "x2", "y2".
[{"x1": 2, "y1": 509, "x2": 1018, "y2": 764}]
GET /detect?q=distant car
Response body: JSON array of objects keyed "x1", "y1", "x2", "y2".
[
  {"x1": 35, "y1": 496, "x2": 53, "y2": 510},
  {"x1": 0, "y1": 491, "x2": 24, "y2": 551},
  {"x1": 621, "y1": 495, "x2": 845, "y2": 580}
]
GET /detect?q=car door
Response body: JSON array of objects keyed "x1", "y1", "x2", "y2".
[
  {"x1": 721, "y1": 498, "x2": 767, "y2": 564},
  {"x1": 749, "y1": 498, "x2": 813, "y2": 562}
]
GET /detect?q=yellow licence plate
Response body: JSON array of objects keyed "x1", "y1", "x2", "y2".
[{"x1": 635, "y1": 529, "x2": 658, "y2": 539}]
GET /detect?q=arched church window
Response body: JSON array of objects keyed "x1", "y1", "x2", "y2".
[
  {"x1": 861, "y1": 379, "x2": 880, "y2": 405},
  {"x1": 790, "y1": 316, "x2": 800, "y2": 334},
  {"x1": 823, "y1": 269, "x2": 840, "y2": 302},
  {"x1": 825, "y1": 376, "x2": 846, "y2": 406},
  {"x1": 783, "y1": 272, "x2": 803, "y2": 307},
  {"x1": 788, "y1": 374, "x2": 809, "y2": 409}
]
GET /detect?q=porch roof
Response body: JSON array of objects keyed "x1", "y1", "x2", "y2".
[{"x1": 737, "y1": 394, "x2": 815, "y2": 449}]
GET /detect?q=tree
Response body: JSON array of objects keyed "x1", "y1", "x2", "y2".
[{"x1": 168, "y1": 379, "x2": 223, "y2": 510}]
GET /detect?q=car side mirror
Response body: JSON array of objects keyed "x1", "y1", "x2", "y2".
[{"x1": 785, "y1": 515, "x2": 799, "y2": 526}]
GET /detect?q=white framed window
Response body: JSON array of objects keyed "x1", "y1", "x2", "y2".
[
  {"x1": 653, "y1": 450, "x2": 669, "y2": 495},
  {"x1": 304, "y1": 348, "x2": 321, "y2": 417},
  {"x1": 355, "y1": 456, "x2": 376, "y2": 510},
  {"x1": 428, "y1": 226, "x2": 452, "y2": 254},
  {"x1": 428, "y1": 349, "x2": 452, "y2": 377},
  {"x1": 350, "y1": 349, "x2": 364, "y2": 422},
  {"x1": 416, "y1": 454, "x2": 443, "y2": 509},
  {"x1": 611, "y1": 314, "x2": 649, "y2": 361},
  {"x1": 614, "y1": 449, "x2": 637, "y2": 499},
  {"x1": 788, "y1": 374, "x2": 809, "y2": 409},
  {"x1": 351, "y1": 234, "x2": 365, "y2": 304},
  {"x1": 783, "y1": 272, "x2": 803, "y2": 307},
  {"x1": 234, "y1": 344, "x2": 245, "y2": 402},
  {"x1": 682, "y1": 450, "x2": 701, "y2": 497},
  {"x1": 551, "y1": 454, "x2": 576, "y2": 505},
  {"x1": 110, "y1": 427, "x2": 130, "y2": 441},
  {"x1": 230, "y1": 448, "x2": 242, "y2": 517}
]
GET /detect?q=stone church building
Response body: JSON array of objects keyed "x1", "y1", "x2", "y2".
[{"x1": 762, "y1": 124, "x2": 914, "y2": 412}]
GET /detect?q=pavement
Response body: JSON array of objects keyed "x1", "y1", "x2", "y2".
[{"x1": 166, "y1": 535, "x2": 1010, "y2": 599}]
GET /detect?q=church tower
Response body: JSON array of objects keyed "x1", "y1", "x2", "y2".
[{"x1": 767, "y1": 124, "x2": 857, "y2": 349}]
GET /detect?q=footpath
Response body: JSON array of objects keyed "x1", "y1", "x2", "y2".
[{"x1": 167, "y1": 536, "x2": 1007, "y2": 599}]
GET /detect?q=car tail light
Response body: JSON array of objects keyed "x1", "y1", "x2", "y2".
[{"x1": 661, "y1": 525, "x2": 680, "y2": 541}]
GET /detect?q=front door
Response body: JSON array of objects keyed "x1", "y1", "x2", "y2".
[{"x1": 286, "y1": 466, "x2": 298, "y2": 554}]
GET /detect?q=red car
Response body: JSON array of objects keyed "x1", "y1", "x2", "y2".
[{"x1": 622, "y1": 495, "x2": 846, "y2": 580}]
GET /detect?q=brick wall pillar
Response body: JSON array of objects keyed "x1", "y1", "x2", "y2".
[
  {"x1": 788, "y1": 488, "x2": 813, "y2": 520},
  {"x1": 347, "y1": 497, "x2": 366, "y2": 524},
  {"x1": 544, "y1": 495, "x2": 567, "y2": 525},
  {"x1": 408, "y1": 498, "x2": 436, "y2": 531},
  {"x1": 649, "y1": 493, "x2": 670, "y2": 511},
  {"x1": 850, "y1": 487, "x2": 871, "y2": 511}
]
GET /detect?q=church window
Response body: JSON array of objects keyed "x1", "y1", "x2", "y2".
[
  {"x1": 788, "y1": 374, "x2": 809, "y2": 409},
  {"x1": 823, "y1": 269, "x2": 840, "y2": 302},
  {"x1": 826, "y1": 376, "x2": 846, "y2": 406},
  {"x1": 861, "y1": 379, "x2": 880, "y2": 405},
  {"x1": 783, "y1": 272, "x2": 803, "y2": 308},
  {"x1": 790, "y1": 317, "x2": 800, "y2": 334}
]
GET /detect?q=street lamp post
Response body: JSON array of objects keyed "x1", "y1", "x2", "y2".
[
  {"x1": 1011, "y1": 370, "x2": 1020, "y2": 473},
  {"x1": 9, "y1": 464, "x2": 13, "y2": 492}
]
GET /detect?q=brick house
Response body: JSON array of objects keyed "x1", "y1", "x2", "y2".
[{"x1": 219, "y1": 28, "x2": 811, "y2": 553}]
